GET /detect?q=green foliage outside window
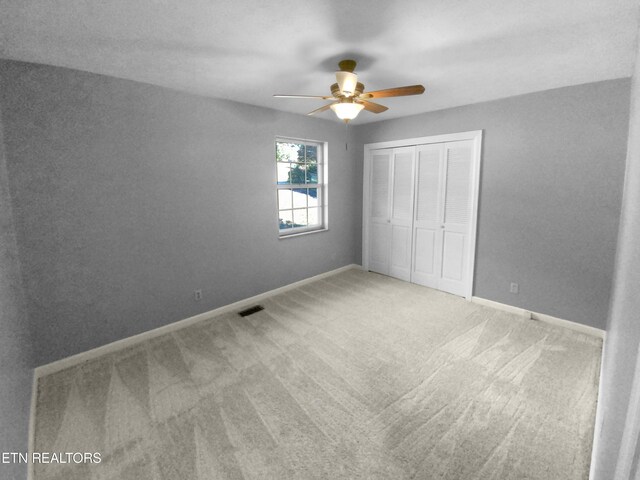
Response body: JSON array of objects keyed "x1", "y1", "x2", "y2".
[{"x1": 276, "y1": 143, "x2": 318, "y2": 197}]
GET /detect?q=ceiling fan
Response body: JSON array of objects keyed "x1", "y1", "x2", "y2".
[{"x1": 274, "y1": 59, "x2": 425, "y2": 123}]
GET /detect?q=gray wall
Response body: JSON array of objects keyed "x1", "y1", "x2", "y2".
[
  {"x1": 354, "y1": 79, "x2": 630, "y2": 329},
  {"x1": 0, "y1": 60, "x2": 361, "y2": 366},
  {"x1": 0, "y1": 103, "x2": 32, "y2": 480},
  {"x1": 591, "y1": 31, "x2": 640, "y2": 480}
]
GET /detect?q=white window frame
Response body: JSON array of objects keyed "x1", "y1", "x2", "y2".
[{"x1": 275, "y1": 137, "x2": 328, "y2": 237}]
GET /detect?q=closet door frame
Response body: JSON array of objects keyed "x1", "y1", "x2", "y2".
[{"x1": 362, "y1": 130, "x2": 483, "y2": 300}]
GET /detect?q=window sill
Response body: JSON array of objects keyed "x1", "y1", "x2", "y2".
[{"x1": 279, "y1": 228, "x2": 329, "y2": 240}]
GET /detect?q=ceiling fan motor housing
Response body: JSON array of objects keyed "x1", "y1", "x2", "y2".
[
  {"x1": 338, "y1": 59, "x2": 357, "y2": 72},
  {"x1": 331, "y1": 82, "x2": 365, "y2": 98}
]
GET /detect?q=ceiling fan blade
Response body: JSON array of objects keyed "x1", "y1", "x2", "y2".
[
  {"x1": 358, "y1": 100, "x2": 388, "y2": 113},
  {"x1": 307, "y1": 103, "x2": 334, "y2": 116},
  {"x1": 359, "y1": 85, "x2": 425, "y2": 99},
  {"x1": 273, "y1": 94, "x2": 334, "y2": 99}
]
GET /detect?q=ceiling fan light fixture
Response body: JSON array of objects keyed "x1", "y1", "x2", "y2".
[
  {"x1": 330, "y1": 101, "x2": 364, "y2": 122},
  {"x1": 335, "y1": 71, "x2": 358, "y2": 97},
  {"x1": 275, "y1": 58, "x2": 425, "y2": 121}
]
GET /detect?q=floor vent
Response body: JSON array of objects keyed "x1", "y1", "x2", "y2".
[{"x1": 238, "y1": 305, "x2": 264, "y2": 317}]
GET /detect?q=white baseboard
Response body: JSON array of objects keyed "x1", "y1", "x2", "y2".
[
  {"x1": 34, "y1": 264, "x2": 362, "y2": 379},
  {"x1": 471, "y1": 296, "x2": 605, "y2": 339},
  {"x1": 471, "y1": 297, "x2": 529, "y2": 318}
]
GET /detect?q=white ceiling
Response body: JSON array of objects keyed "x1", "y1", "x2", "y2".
[{"x1": 1, "y1": 0, "x2": 638, "y2": 124}]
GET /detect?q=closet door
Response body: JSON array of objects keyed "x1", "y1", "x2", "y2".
[
  {"x1": 368, "y1": 150, "x2": 392, "y2": 275},
  {"x1": 388, "y1": 147, "x2": 415, "y2": 281},
  {"x1": 412, "y1": 144, "x2": 444, "y2": 288},
  {"x1": 366, "y1": 135, "x2": 478, "y2": 297},
  {"x1": 439, "y1": 140, "x2": 474, "y2": 296}
]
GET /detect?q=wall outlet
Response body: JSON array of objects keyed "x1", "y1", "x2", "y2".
[
  {"x1": 510, "y1": 282, "x2": 519, "y2": 294},
  {"x1": 194, "y1": 289, "x2": 203, "y2": 301}
]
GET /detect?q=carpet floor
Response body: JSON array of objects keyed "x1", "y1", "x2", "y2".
[{"x1": 33, "y1": 269, "x2": 602, "y2": 479}]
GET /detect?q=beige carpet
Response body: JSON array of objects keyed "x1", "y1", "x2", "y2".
[{"x1": 33, "y1": 269, "x2": 602, "y2": 479}]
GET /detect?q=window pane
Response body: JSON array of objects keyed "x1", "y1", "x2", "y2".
[
  {"x1": 293, "y1": 208, "x2": 308, "y2": 226},
  {"x1": 289, "y1": 163, "x2": 306, "y2": 185},
  {"x1": 277, "y1": 163, "x2": 291, "y2": 184},
  {"x1": 292, "y1": 188, "x2": 307, "y2": 208},
  {"x1": 308, "y1": 207, "x2": 319, "y2": 226},
  {"x1": 279, "y1": 210, "x2": 293, "y2": 230},
  {"x1": 276, "y1": 142, "x2": 303, "y2": 163},
  {"x1": 293, "y1": 144, "x2": 305, "y2": 162},
  {"x1": 306, "y1": 164, "x2": 318, "y2": 184},
  {"x1": 278, "y1": 189, "x2": 292, "y2": 209},
  {"x1": 308, "y1": 188, "x2": 318, "y2": 206},
  {"x1": 306, "y1": 144, "x2": 318, "y2": 163}
]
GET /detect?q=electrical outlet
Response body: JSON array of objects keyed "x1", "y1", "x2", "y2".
[
  {"x1": 510, "y1": 282, "x2": 519, "y2": 294},
  {"x1": 194, "y1": 289, "x2": 202, "y2": 301}
]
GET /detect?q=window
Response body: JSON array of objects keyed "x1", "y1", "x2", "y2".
[{"x1": 276, "y1": 138, "x2": 326, "y2": 236}]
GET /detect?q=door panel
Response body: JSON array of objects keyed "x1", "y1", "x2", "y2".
[
  {"x1": 414, "y1": 229, "x2": 436, "y2": 274},
  {"x1": 444, "y1": 143, "x2": 473, "y2": 225},
  {"x1": 368, "y1": 151, "x2": 392, "y2": 275},
  {"x1": 369, "y1": 222, "x2": 391, "y2": 274},
  {"x1": 392, "y1": 152, "x2": 413, "y2": 220},
  {"x1": 389, "y1": 148, "x2": 415, "y2": 281},
  {"x1": 415, "y1": 148, "x2": 441, "y2": 223},
  {"x1": 413, "y1": 228, "x2": 439, "y2": 287},
  {"x1": 439, "y1": 140, "x2": 474, "y2": 296},
  {"x1": 441, "y1": 232, "x2": 465, "y2": 281},
  {"x1": 390, "y1": 225, "x2": 412, "y2": 280},
  {"x1": 371, "y1": 152, "x2": 390, "y2": 220},
  {"x1": 411, "y1": 144, "x2": 444, "y2": 287}
]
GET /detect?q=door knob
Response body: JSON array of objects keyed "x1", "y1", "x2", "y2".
[{"x1": 440, "y1": 225, "x2": 445, "y2": 228}]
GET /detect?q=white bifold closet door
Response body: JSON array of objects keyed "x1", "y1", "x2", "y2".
[
  {"x1": 412, "y1": 140, "x2": 474, "y2": 296},
  {"x1": 411, "y1": 143, "x2": 444, "y2": 288},
  {"x1": 367, "y1": 139, "x2": 476, "y2": 297},
  {"x1": 368, "y1": 147, "x2": 415, "y2": 281},
  {"x1": 389, "y1": 147, "x2": 415, "y2": 281},
  {"x1": 368, "y1": 150, "x2": 392, "y2": 274}
]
